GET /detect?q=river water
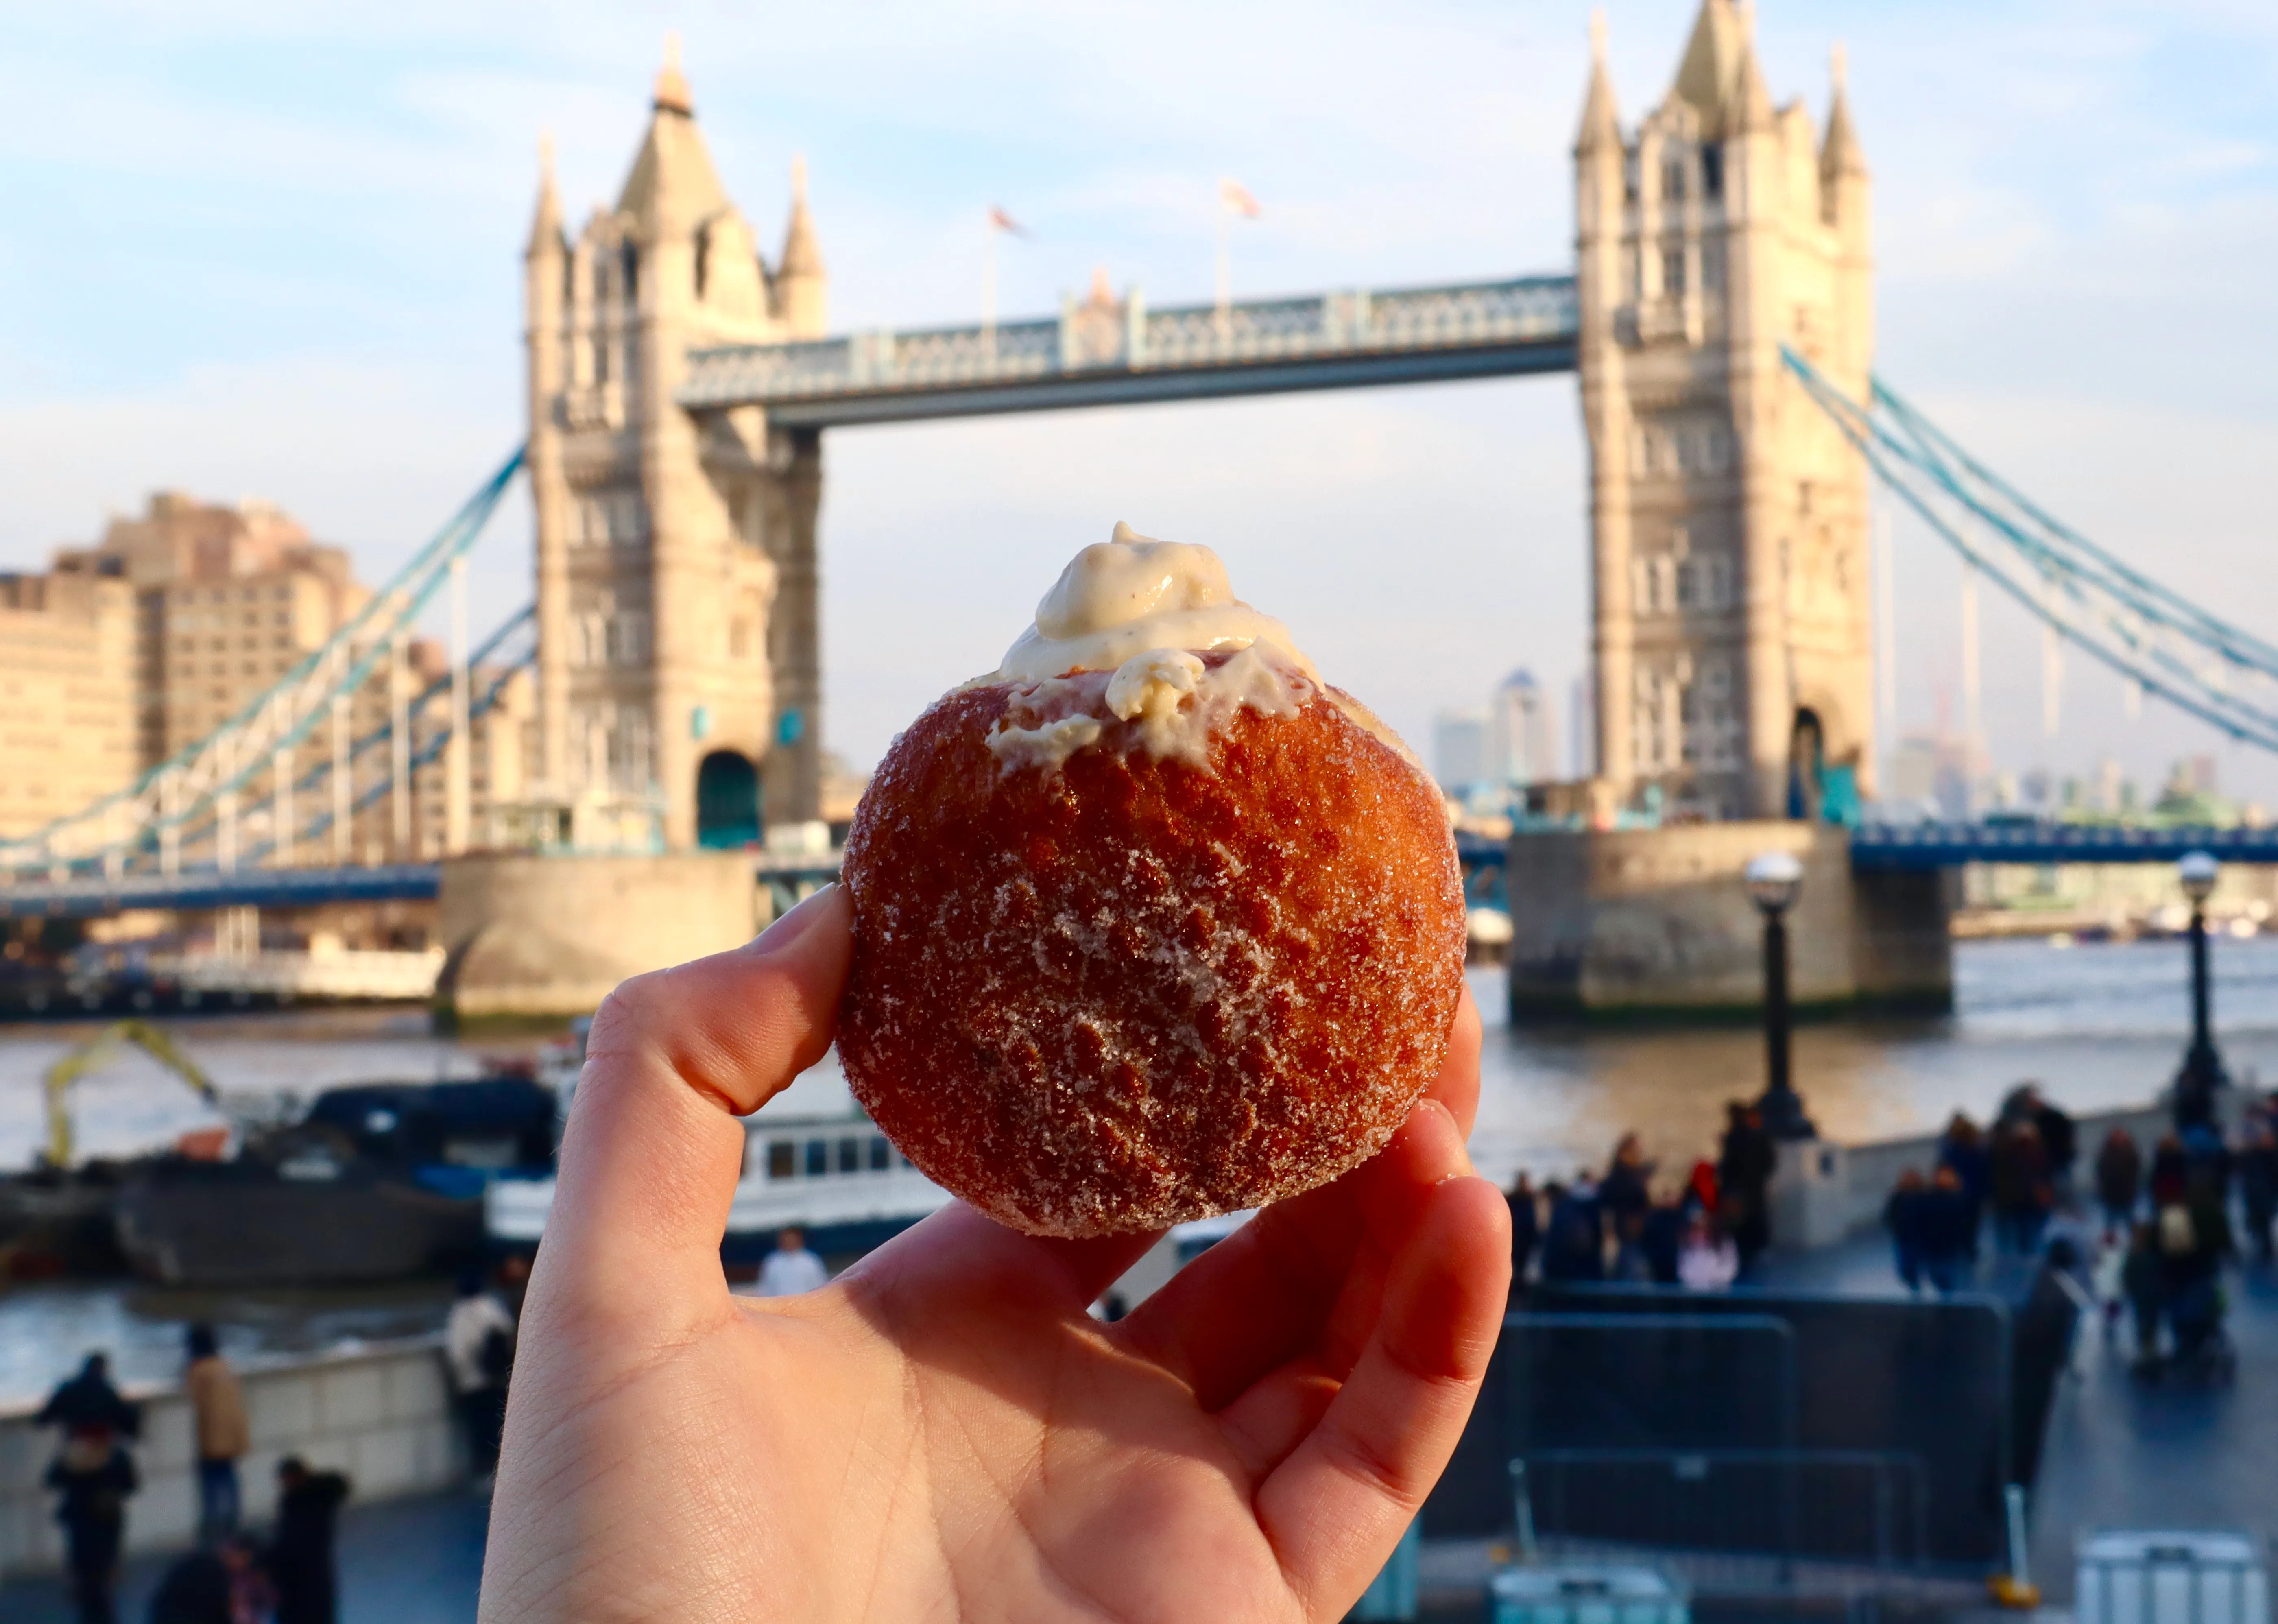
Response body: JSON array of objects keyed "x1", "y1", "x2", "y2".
[{"x1": 2, "y1": 934, "x2": 2273, "y2": 1405}]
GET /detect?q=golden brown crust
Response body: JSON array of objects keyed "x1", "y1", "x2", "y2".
[{"x1": 839, "y1": 676, "x2": 1467, "y2": 1236}]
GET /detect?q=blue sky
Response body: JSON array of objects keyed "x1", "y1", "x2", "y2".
[{"x1": 3, "y1": 1, "x2": 2275, "y2": 797}]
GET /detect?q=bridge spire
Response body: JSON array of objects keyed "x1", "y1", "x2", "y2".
[
  {"x1": 1575, "y1": 12, "x2": 1621, "y2": 154},
  {"x1": 524, "y1": 133, "x2": 564, "y2": 261},
  {"x1": 777, "y1": 154, "x2": 827, "y2": 338},
  {"x1": 1669, "y1": 0, "x2": 1741, "y2": 135},
  {"x1": 1820, "y1": 44, "x2": 1867, "y2": 179},
  {"x1": 654, "y1": 31, "x2": 694, "y2": 116},
  {"x1": 1726, "y1": 33, "x2": 1776, "y2": 136}
]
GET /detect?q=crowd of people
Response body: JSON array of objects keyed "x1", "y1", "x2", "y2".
[
  {"x1": 33, "y1": 1338, "x2": 351, "y2": 1624},
  {"x1": 1878, "y1": 1082, "x2": 2278, "y2": 1377},
  {"x1": 33, "y1": 1255, "x2": 535, "y2": 1624},
  {"x1": 1504, "y1": 1101, "x2": 1783, "y2": 1294}
]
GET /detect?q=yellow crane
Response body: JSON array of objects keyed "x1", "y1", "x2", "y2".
[{"x1": 42, "y1": 1020, "x2": 221, "y2": 1168}]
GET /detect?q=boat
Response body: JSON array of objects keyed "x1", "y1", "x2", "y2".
[
  {"x1": 114, "y1": 1074, "x2": 559, "y2": 1286},
  {"x1": 488, "y1": 1103, "x2": 953, "y2": 1263}
]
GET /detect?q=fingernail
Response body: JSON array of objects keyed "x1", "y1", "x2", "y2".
[{"x1": 753, "y1": 882, "x2": 838, "y2": 956}]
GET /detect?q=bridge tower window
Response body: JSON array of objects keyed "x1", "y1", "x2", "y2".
[
  {"x1": 1663, "y1": 157, "x2": 1687, "y2": 203},
  {"x1": 1662, "y1": 249, "x2": 1687, "y2": 298},
  {"x1": 1701, "y1": 144, "x2": 1724, "y2": 200},
  {"x1": 696, "y1": 749, "x2": 761, "y2": 850}
]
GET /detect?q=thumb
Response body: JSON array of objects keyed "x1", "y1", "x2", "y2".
[{"x1": 537, "y1": 884, "x2": 853, "y2": 1325}]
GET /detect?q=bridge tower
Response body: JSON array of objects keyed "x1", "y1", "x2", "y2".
[
  {"x1": 524, "y1": 42, "x2": 827, "y2": 852},
  {"x1": 1575, "y1": 0, "x2": 1873, "y2": 821}
]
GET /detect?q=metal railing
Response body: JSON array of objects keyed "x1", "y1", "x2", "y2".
[{"x1": 1517, "y1": 1447, "x2": 1933, "y2": 1572}]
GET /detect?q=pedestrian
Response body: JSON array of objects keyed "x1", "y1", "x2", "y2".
[
  {"x1": 758, "y1": 1225, "x2": 830, "y2": 1297},
  {"x1": 148, "y1": 1536, "x2": 268, "y2": 1624},
  {"x1": 1988, "y1": 1120, "x2": 2052, "y2": 1253},
  {"x1": 1504, "y1": 1171, "x2": 1539, "y2": 1294},
  {"x1": 46, "y1": 1422, "x2": 137, "y2": 1624},
  {"x1": 1936, "y1": 1113, "x2": 1990, "y2": 1235},
  {"x1": 1685, "y1": 1157, "x2": 1719, "y2": 1216},
  {"x1": 1539, "y1": 1177, "x2": 1604, "y2": 1283},
  {"x1": 1640, "y1": 1190, "x2": 1686, "y2": 1287},
  {"x1": 1717, "y1": 1103, "x2": 1775, "y2": 1270},
  {"x1": 1883, "y1": 1168, "x2": 1927, "y2": 1292},
  {"x1": 2149, "y1": 1133, "x2": 2189, "y2": 1207},
  {"x1": 2239, "y1": 1118, "x2": 2278, "y2": 1259},
  {"x1": 1916, "y1": 1166, "x2": 1978, "y2": 1296},
  {"x1": 185, "y1": 1323, "x2": 248, "y2": 1544},
  {"x1": 1676, "y1": 1210, "x2": 1739, "y2": 1291},
  {"x1": 2094, "y1": 1128, "x2": 2142, "y2": 1236},
  {"x1": 2121, "y1": 1220, "x2": 2165, "y2": 1368},
  {"x1": 444, "y1": 1272, "x2": 515, "y2": 1482},
  {"x1": 38, "y1": 1353, "x2": 141, "y2": 1439},
  {"x1": 268, "y1": 1457, "x2": 351, "y2": 1624},
  {"x1": 2019, "y1": 1085, "x2": 2077, "y2": 1201}
]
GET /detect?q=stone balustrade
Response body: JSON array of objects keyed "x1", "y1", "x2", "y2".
[{"x1": 0, "y1": 1339, "x2": 461, "y2": 1576}]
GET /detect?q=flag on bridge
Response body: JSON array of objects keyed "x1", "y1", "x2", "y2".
[{"x1": 1219, "y1": 179, "x2": 1262, "y2": 219}]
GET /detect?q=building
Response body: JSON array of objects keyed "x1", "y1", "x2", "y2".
[
  {"x1": 1575, "y1": 1, "x2": 1873, "y2": 820},
  {"x1": 14, "y1": 490, "x2": 534, "y2": 868},
  {"x1": 1434, "y1": 710, "x2": 1488, "y2": 790},
  {"x1": 0, "y1": 572, "x2": 137, "y2": 842},
  {"x1": 1489, "y1": 669, "x2": 1559, "y2": 787},
  {"x1": 55, "y1": 492, "x2": 367, "y2": 767},
  {"x1": 523, "y1": 42, "x2": 823, "y2": 851}
]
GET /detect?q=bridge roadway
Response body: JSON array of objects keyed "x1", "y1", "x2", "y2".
[
  {"x1": 678, "y1": 275, "x2": 1579, "y2": 427},
  {"x1": 0, "y1": 855, "x2": 847, "y2": 921},
  {"x1": 5, "y1": 823, "x2": 2269, "y2": 919}
]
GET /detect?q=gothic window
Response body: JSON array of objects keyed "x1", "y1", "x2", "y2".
[
  {"x1": 1623, "y1": 152, "x2": 1640, "y2": 204},
  {"x1": 1701, "y1": 144, "x2": 1724, "y2": 199},
  {"x1": 1662, "y1": 249, "x2": 1687, "y2": 298},
  {"x1": 1676, "y1": 559, "x2": 1697, "y2": 609},
  {"x1": 594, "y1": 334, "x2": 610, "y2": 385},
  {"x1": 621, "y1": 243, "x2": 639, "y2": 303},
  {"x1": 1623, "y1": 247, "x2": 1641, "y2": 300},
  {"x1": 1701, "y1": 239, "x2": 1726, "y2": 295},
  {"x1": 1663, "y1": 157, "x2": 1687, "y2": 203},
  {"x1": 694, "y1": 223, "x2": 711, "y2": 299}
]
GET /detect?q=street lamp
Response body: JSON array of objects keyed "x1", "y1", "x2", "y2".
[
  {"x1": 1744, "y1": 850, "x2": 1815, "y2": 1141},
  {"x1": 2175, "y1": 850, "x2": 2226, "y2": 1127}
]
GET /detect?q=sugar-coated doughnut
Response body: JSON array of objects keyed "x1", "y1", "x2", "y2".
[{"x1": 837, "y1": 527, "x2": 1467, "y2": 1237}]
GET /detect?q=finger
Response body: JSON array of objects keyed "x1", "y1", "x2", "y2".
[
  {"x1": 1427, "y1": 985, "x2": 1483, "y2": 1139},
  {"x1": 532, "y1": 885, "x2": 853, "y2": 1331},
  {"x1": 1256, "y1": 1174, "x2": 1508, "y2": 1618},
  {"x1": 1120, "y1": 1098, "x2": 1475, "y2": 1410},
  {"x1": 1215, "y1": 1357, "x2": 1340, "y2": 1483}
]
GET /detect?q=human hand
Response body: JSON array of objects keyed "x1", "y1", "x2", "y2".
[{"x1": 481, "y1": 884, "x2": 1508, "y2": 1622}]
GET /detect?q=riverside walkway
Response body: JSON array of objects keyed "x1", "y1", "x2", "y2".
[{"x1": 7, "y1": 1240, "x2": 2274, "y2": 1621}]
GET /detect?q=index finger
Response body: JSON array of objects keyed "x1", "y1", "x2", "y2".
[{"x1": 533, "y1": 886, "x2": 853, "y2": 1332}]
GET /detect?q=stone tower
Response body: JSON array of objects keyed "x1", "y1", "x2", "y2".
[
  {"x1": 524, "y1": 41, "x2": 829, "y2": 851},
  {"x1": 1575, "y1": 1, "x2": 1873, "y2": 821}
]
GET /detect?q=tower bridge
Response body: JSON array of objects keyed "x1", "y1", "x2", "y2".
[{"x1": 7, "y1": 2, "x2": 2275, "y2": 1021}]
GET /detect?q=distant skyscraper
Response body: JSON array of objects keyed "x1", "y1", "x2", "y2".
[
  {"x1": 1434, "y1": 709, "x2": 1488, "y2": 790},
  {"x1": 1569, "y1": 674, "x2": 1595, "y2": 780},
  {"x1": 1490, "y1": 669, "x2": 1559, "y2": 787}
]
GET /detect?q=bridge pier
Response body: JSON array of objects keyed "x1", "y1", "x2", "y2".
[
  {"x1": 1506, "y1": 822, "x2": 1954, "y2": 1022},
  {"x1": 434, "y1": 851, "x2": 762, "y2": 1024}
]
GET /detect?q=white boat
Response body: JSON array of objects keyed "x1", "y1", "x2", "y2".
[{"x1": 486, "y1": 1050, "x2": 952, "y2": 1259}]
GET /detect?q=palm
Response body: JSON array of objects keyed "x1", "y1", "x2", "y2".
[{"x1": 482, "y1": 888, "x2": 1506, "y2": 1623}]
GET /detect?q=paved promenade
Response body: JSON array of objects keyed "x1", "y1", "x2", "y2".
[{"x1": 7, "y1": 1239, "x2": 2274, "y2": 1620}]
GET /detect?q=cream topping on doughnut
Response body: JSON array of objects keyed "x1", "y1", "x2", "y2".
[
  {"x1": 985, "y1": 524, "x2": 1318, "y2": 774},
  {"x1": 997, "y1": 522, "x2": 1319, "y2": 685}
]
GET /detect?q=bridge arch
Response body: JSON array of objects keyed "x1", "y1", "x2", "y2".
[{"x1": 695, "y1": 749, "x2": 762, "y2": 850}]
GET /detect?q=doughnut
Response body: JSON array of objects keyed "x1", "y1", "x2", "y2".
[{"x1": 838, "y1": 524, "x2": 1467, "y2": 1236}]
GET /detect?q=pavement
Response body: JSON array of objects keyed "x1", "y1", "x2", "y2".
[
  {"x1": 0, "y1": 1482, "x2": 489, "y2": 1624},
  {"x1": 1751, "y1": 1227, "x2": 2278, "y2": 1607},
  {"x1": 7, "y1": 1233, "x2": 2274, "y2": 1620}
]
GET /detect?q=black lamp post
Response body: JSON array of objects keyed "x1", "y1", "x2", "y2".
[
  {"x1": 1746, "y1": 850, "x2": 1816, "y2": 1141},
  {"x1": 2174, "y1": 849, "x2": 2226, "y2": 1128}
]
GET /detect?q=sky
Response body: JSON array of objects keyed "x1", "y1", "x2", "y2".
[{"x1": 3, "y1": 0, "x2": 2276, "y2": 802}]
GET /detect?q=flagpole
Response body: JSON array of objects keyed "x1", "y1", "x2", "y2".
[
  {"x1": 1214, "y1": 186, "x2": 1231, "y2": 345},
  {"x1": 982, "y1": 212, "x2": 998, "y2": 361}
]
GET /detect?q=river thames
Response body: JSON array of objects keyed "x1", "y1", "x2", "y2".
[{"x1": 1, "y1": 933, "x2": 2273, "y2": 1404}]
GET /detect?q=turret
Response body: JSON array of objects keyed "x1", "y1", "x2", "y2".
[
  {"x1": 524, "y1": 137, "x2": 572, "y2": 793},
  {"x1": 1819, "y1": 44, "x2": 1868, "y2": 229},
  {"x1": 776, "y1": 155, "x2": 827, "y2": 338}
]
